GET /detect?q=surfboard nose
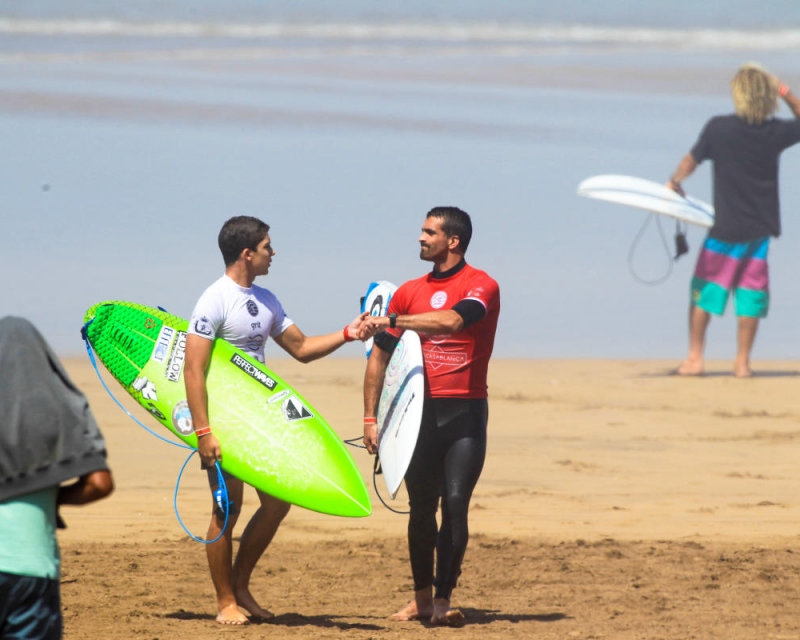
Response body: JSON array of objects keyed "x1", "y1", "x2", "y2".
[{"x1": 84, "y1": 301, "x2": 166, "y2": 387}]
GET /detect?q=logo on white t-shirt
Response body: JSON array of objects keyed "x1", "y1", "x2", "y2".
[
  {"x1": 194, "y1": 316, "x2": 213, "y2": 337},
  {"x1": 430, "y1": 291, "x2": 447, "y2": 309},
  {"x1": 246, "y1": 300, "x2": 259, "y2": 317}
]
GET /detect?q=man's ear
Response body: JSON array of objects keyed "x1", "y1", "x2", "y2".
[{"x1": 448, "y1": 235, "x2": 461, "y2": 250}]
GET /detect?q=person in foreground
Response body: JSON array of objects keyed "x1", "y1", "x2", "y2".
[
  {"x1": 361, "y1": 207, "x2": 500, "y2": 626},
  {"x1": 667, "y1": 63, "x2": 800, "y2": 377},
  {"x1": 184, "y1": 215, "x2": 369, "y2": 625},
  {"x1": 0, "y1": 317, "x2": 114, "y2": 640}
]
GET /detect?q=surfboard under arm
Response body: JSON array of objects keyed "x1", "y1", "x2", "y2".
[{"x1": 577, "y1": 174, "x2": 714, "y2": 229}]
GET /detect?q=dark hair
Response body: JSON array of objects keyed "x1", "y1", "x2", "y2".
[
  {"x1": 218, "y1": 216, "x2": 270, "y2": 267},
  {"x1": 426, "y1": 206, "x2": 472, "y2": 253}
]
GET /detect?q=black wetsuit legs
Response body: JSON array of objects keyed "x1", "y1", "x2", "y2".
[{"x1": 404, "y1": 398, "x2": 487, "y2": 600}]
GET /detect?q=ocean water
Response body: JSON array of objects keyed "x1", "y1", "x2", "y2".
[
  {"x1": 1, "y1": 0, "x2": 798, "y2": 28},
  {"x1": 2, "y1": 1, "x2": 800, "y2": 360}
]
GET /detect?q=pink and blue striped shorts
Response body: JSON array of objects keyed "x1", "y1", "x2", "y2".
[{"x1": 690, "y1": 236, "x2": 769, "y2": 318}]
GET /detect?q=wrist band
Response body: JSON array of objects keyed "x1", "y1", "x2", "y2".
[
  {"x1": 779, "y1": 83, "x2": 790, "y2": 97},
  {"x1": 195, "y1": 426, "x2": 212, "y2": 438},
  {"x1": 343, "y1": 326, "x2": 355, "y2": 342},
  {"x1": 363, "y1": 417, "x2": 377, "y2": 424}
]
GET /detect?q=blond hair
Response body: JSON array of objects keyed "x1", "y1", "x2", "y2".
[{"x1": 731, "y1": 63, "x2": 778, "y2": 125}]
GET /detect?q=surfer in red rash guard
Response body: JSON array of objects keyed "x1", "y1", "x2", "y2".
[
  {"x1": 667, "y1": 64, "x2": 800, "y2": 377},
  {"x1": 184, "y1": 216, "x2": 369, "y2": 625},
  {"x1": 361, "y1": 207, "x2": 500, "y2": 626}
]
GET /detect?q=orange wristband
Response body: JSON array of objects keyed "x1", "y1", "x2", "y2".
[
  {"x1": 195, "y1": 426, "x2": 212, "y2": 438},
  {"x1": 779, "y1": 84, "x2": 790, "y2": 97},
  {"x1": 363, "y1": 417, "x2": 377, "y2": 424},
  {"x1": 343, "y1": 326, "x2": 355, "y2": 342}
]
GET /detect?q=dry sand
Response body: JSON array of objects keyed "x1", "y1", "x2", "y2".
[{"x1": 58, "y1": 357, "x2": 800, "y2": 639}]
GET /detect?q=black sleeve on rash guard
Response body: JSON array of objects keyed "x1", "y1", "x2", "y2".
[
  {"x1": 373, "y1": 330, "x2": 400, "y2": 354},
  {"x1": 452, "y1": 299, "x2": 486, "y2": 329}
]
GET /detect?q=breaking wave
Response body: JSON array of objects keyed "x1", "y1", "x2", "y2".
[{"x1": 2, "y1": 19, "x2": 800, "y2": 51}]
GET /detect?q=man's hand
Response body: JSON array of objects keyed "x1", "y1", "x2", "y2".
[
  {"x1": 359, "y1": 316, "x2": 388, "y2": 340},
  {"x1": 346, "y1": 311, "x2": 372, "y2": 342},
  {"x1": 363, "y1": 420, "x2": 379, "y2": 455},
  {"x1": 666, "y1": 179, "x2": 686, "y2": 197},
  {"x1": 198, "y1": 432, "x2": 222, "y2": 468}
]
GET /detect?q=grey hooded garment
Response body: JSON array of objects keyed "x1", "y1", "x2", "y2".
[{"x1": 0, "y1": 316, "x2": 108, "y2": 502}]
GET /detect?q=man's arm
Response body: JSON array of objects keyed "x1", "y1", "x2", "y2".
[
  {"x1": 184, "y1": 334, "x2": 220, "y2": 467},
  {"x1": 273, "y1": 313, "x2": 368, "y2": 363},
  {"x1": 666, "y1": 153, "x2": 698, "y2": 197},
  {"x1": 58, "y1": 469, "x2": 114, "y2": 506},
  {"x1": 361, "y1": 309, "x2": 464, "y2": 337},
  {"x1": 363, "y1": 345, "x2": 392, "y2": 455}
]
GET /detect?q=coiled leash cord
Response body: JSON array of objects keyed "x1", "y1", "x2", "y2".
[
  {"x1": 627, "y1": 213, "x2": 689, "y2": 286},
  {"x1": 82, "y1": 319, "x2": 229, "y2": 543},
  {"x1": 344, "y1": 436, "x2": 409, "y2": 515}
]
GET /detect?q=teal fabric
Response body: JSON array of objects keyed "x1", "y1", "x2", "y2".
[
  {"x1": 691, "y1": 277, "x2": 769, "y2": 318},
  {"x1": 0, "y1": 488, "x2": 60, "y2": 580},
  {"x1": 734, "y1": 288, "x2": 769, "y2": 318},
  {"x1": 691, "y1": 277, "x2": 729, "y2": 315}
]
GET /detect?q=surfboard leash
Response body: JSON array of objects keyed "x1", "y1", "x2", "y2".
[
  {"x1": 81, "y1": 319, "x2": 230, "y2": 544},
  {"x1": 173, "y1": 452, "x2": 230, "y2": 544},
  {"x1": 344, "y1": 437, "x2": 409, "y2": 515},
  {"x1": 626, "y1": 212, "x2": 689, "y2": 285}
]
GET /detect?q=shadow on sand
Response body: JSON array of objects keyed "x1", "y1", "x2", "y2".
[
  {"x1": 641, "y1": 369, "x2": 800, "y2": 379},
  {"x1": 165, "y1": 608, "x2": 568, "y2": 629}
]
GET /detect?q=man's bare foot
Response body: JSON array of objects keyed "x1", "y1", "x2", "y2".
[
  {"x1": 216, "y1": 603, "x2": 249, "y2": 625},
  {"x1": 388, "y1": 600, "x2": 433, "y2": 621},
  {"x1": 734, "y1": 366, "x2": 753, "y2": 378},
  {"x1": 431, "y1": 599, "x2": 465, "y2": 627},
  {"x1": 673, "y1": 359, "x2": 704, "y2": 376},
  {"x1": 234, "y1": 588, "x2": 275, "y2": 621}
]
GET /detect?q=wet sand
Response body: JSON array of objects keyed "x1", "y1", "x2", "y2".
[{"x1": 59, "y1": 356, "x2": 800, "y2": 639}]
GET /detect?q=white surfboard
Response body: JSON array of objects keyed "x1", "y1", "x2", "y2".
[
  {"x1": 577, "y1": 174, "x2": 715, "y2": 228},
  {"x1": 361, "y1": 280, "x2": 397, "y2": 359},
  {"x1": 376, "y1": 329, "x2": 424, "y2": 499}
]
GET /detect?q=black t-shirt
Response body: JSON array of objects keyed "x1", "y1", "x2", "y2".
[{"x1": 691, "y1": 114, "x2": 800, "y2": 242}]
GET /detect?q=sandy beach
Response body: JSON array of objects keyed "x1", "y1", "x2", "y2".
[{"x1": 58, "y1": 356, "x2": 800, "y2": 639}]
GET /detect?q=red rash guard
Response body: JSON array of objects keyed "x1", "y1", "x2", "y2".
[{"x1": 386, "y1": 263, "x2": 500, "y2": 399}]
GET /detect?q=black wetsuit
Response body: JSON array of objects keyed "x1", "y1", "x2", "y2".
[{"x1": 405, "y1": 397, "x2": 488, "y2": 599}]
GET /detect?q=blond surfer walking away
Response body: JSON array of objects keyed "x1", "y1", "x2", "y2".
[
  {"x1": 361, "y1": 207, "x2": 500, "y2": 626},
  {"x1": 667, "y1": 64, "x2": 800, "y2": 377},
  {"x1": 184, "y1": 215, "x2": 369, "y2": 625}
]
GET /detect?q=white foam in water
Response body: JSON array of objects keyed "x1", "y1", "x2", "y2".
[{"x1": 1, "y1": 19, "x2": 800, "y2": 51}]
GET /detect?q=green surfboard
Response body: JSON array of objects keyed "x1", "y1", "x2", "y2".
[{"x1": 83, "y1": 301, "x2": 371, "y2": 518}]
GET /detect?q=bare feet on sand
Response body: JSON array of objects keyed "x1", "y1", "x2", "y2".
[
  {"x1": 673, "y1": 359, "x2": 704, "y2": 376},
  {"x1": 234, "y1": 588, "x2": 275, "y2": 621},
  {"x1": 216, "y1": 603, "x2": 249, "y2": 625},
  {"x1": 431, "y1": 598, "x2": 465, "y2": 627},
  {"x1": 388, "y1": 600, "x2": 433, "y2": 621}
]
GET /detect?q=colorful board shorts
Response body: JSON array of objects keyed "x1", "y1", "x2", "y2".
[
  {"x1": 691, "y1": 236, "x2": 769, "y2": 318},
  {"x1": 0, "y1": 572, "x2": 61, "y2": 640}
]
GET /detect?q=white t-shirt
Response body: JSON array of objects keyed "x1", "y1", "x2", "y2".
[{"x1": 188, "y1": 275, "x2": 294, "y2": 363}]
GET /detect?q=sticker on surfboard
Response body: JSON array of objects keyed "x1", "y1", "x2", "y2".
[
  {"x1": 577, "y1": 174, "x2": 714, "y2": 228},
  {"x1": 361, "y1": 280, "x2": 397, "y2": 359}
]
